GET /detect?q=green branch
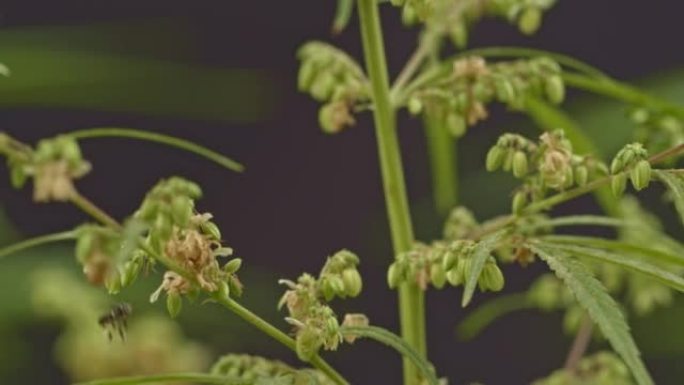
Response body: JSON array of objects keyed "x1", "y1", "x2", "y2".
[
  {"x1": 0, "y1": 230, "x2": 76, "y2": 259},
  {"x1": 340, "y1": 326, "x2": 439, "y2": 385},
  {"x1": 357, "y1": 1, "x2": 426, "y2": 384},
  {"x1": 67, "y1": 127, "x2": 244, "y2": 172},
  {"x1": 73, "y1": 372, "x2": 246, "y2": 385}
]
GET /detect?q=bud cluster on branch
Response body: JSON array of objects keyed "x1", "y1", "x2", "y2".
[
  {"x1": 278, "y1": 250, "x2": 365, "y2": 362},
  {"x1": 210, "y1": 354, "x2": 336, "y2": 385}
]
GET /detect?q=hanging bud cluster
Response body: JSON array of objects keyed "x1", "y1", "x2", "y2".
[
  {"x1": 0, "y1": 132, "x2": 90, "y2": 202},
  {"x1": 609, "y1": 143, "x2": 652, "y2": 196},
  {"x1": 210, "y1": 354, "x2": 336, "y2": 385},
  {"x1": 387, "y1": 239, "x2": 504, "y2": 293},
  {"x1": 442, "y1": 206, "x2": 479, "y2": 241},
  {"x1": 277, "y1": 250, "x2": 365, "y2": 362},
  {"x1": 296, "y1": 41, "x2": 370, "y2": 134},
  {"x1": 630, "y1": 107, "x2": 684, "y2": 156},
  {"x1": 393, "y1": 0, "x2": 556, "y2": 38},
  {"x1": 533, "y1": 352, "x2": 633, "y2": 385},
  {"x1": 486, "y1": 130, "x2": 608, "y2": 214},
  {"x1": 407, "y1": 56, "x2": 565, "y2": 138},
  {"x1": 74, "y1": 225, "x2": 126, "y2": 293},
  {"x1": 132, "y1": 177, "x2": 242, "y2": 318}
]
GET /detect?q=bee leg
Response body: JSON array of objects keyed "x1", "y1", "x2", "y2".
[
  {"x1": 118, "y1": 326, "x2": 126, "y2": 341},
  {"x1": 107, "y1": 329, "x2": 113, "y2": 342}
]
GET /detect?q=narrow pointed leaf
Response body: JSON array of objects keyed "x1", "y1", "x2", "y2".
[
  {"x1": 529, "y1": 244, "x2": 653, "y2": 385},
  {"x1": 462, "y1": 230, "x2": 506, "y2": 307},
  {"x1": 539, "y1": 241, "x2": 684, "y2": 292}
]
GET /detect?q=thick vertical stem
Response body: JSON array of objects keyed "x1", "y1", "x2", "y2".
[
  {"x1": 357, "y1": 1, "x2": 427, "y2": 384},
  {"x1": 423, "y1": 111, "x2": 458, "y2": 215}
]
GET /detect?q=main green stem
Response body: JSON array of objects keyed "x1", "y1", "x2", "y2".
[
  {"x1": 424, "y1": 111, "x2": 458, "y2": 215},
  {"x1": 357, "y1": 1, "x2": 427, "y2": 384}
]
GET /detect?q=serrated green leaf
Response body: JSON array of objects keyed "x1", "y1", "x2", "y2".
[
  {"x1": 654, "y1": 170, "x2": 684, "y2": 228},
  {"x1": 529, "y1": 244, "x2": 654, "y2": 385},
  {"x1": 539, "y1": 241, "x2": 684, "y2": 292},
  {"x1": 462, "y1": 230, "x2": 506, "y2": 307}
]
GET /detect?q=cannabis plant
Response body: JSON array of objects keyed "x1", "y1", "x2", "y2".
[{"x1": 2, "y1": 1, "x2": 684, "y2": 385}]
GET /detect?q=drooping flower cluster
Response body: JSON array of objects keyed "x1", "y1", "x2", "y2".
[
  {"x1": 630, "y1": 107, "x2": 684, "y2": 156},
  {"x1": 73, "y1": 177, "x2": 243, "y2": 318},
  {"x1": 277, "y1": 250, "x2": 364, "y2": 361},
  {"x1": 392, "y1": 0, "x2": 557, "y2": 39},
  {"x1": 0, "y1": 132, "x2": 91, "y2": 202},
  {"x1": 407, "y1": 56, "x2": 565, "y2": 138},
  {"x1": 296, "y1": 42, "x2": 370, "y2": 134},
  {"x1": 609, "y1": 143, "x2": 652, "y2": 196},
  {"x1": 486, "y1": 130, "x2": 609, "y2": 213},
  {"x1": 387, "y1": 238, "x2": 504, "y2": 293}
]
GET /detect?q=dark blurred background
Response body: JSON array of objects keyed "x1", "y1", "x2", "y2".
[{"x1": 0, "y1": 1, "x2": 683, "y2": 384}]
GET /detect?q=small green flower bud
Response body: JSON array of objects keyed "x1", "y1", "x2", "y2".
[
  {"x1": 105, "y1": 274, "x2": 121, "y2": 294},
  {"x1": 610, "y1": 156, "x2": 624, "y2": 175},
  {"x1": 75, "y1": 231, "x2": 95, "y2": 263},
  {"x1": 154, "y1": 213, "x2": 172, "y2": 241},
  {"x1": 442, "y1": 251, "x2": 458, "y2": 271},
  {"x1": 166, "y1": 292, "x2": 182, "y2": 318},
  {"x1": 310, "y1": 72, "x2": 336, "y2": 101},
  {"x1": 121, "y1": 258, "x2": 142, "y2": 287},
  {"x1": 481, "y1": 262, "x2": 504, "y2": 292},
  {"x1": 629, "y1": 108, "x2": 650, "y2": 124},
  {"x1": 223, "y1": 258, "x2": 243, "y2": 274},
  {"x1": 430, "y1": 264, "x2": 447, "y2": 289},
  {"x1": 544, "y1": 75, "x2": 565, "y2": 104},
  {"x1": 61, "y1": 137, "x2": 82, "y2": 165},
  {"x1": 297, "y1": 60, "x2": 317, "y2": 92},
  {"x1": 171, "y1": 196, "x2": 192, "y2": 227},
  {"x1": 318, "y1": 103, "x2": 339, "y2": 134},
  {"x1": 329, "y1": 275, "x2": 346, "y2": 297},
  {"x1": 575, "y1": 165, "x2": 589, "y2": 186},
  {"x1": 611, "y1": 173, "x2": 628, "y2": 197},
  {"x1": 494, "y1": 78, "x2": 516, "y2": 102},
  {"x1": 512, "y1": 151, "x2": 528, "y2": 178},
  {"x1": 342, "y1": 268, "x2": 362, "y2": 297},
  {"x1": 630, "y1": 159, "x2": 652, "y2": 191},
  {"x1": 217, "y1": 281, "x2": 230, "y2": 301},
  {"x1": 201, "y1": 221, "x2": 222, "y2": 241},
  {"x1": 446, "y1": 112, "x2": 466, "y2": 138},
  {"x1": 512, "y1": 191, "x2": 527, "y2": 215},
  {"x1": 228, "y1": 276, "x2": 243, "y2": 297},
  {"x1": 390, "y1": 0, "x2": 404, "y2": 6},
  {"x1": 449, "y1": 23, "x2": 468, "y2": 49},
  {"x1": 518, "y1": 7, "x2": 542, "y2": 35},
  {"x1": 446, "y1": 266, "x2": 463, "y2": 287},
  {"x1": 387, "y1": 263, "x2": 402, "y2": 289},
  {"x1": 401, "y1": 4, "x2": 417, "y2": 25},
  {"x1": 563, "y1": 166, "x2": 575, "y2": 188},
  {"x1": 486, "y1": 146, "x2": 506, "y2": 172},
  {"x1": 321, "y1": 277, "x2": 336, "y2": 301},
  {"x1": 408, "y1": 97, "x2": 423, "y2": 115},
  {"x1": 10, "y1": 166, "x2": 27, "y2": 188},
  {"x1": 296, "y1": 328, "x2": 322, "y2": 362}
]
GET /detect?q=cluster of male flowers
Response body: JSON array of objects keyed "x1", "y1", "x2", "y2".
[
  {"x1": 0, "y1": 132, "x2": 244, "y2": 318},
  {"x1": 405, "y1": 56, "x2": 565, "y2": 138},
  {"x1": 210, "y1": 354, "x2": 335, "y2": 385},
  {"x1": 277, "y1": 249, "x2": 368, "y2": 362},
  {"x1": 297, "y1": 41, "x2": 566, "y2": 143},
  {"x1": 485, "y1": 129, "x2": 654, "y2": 214},
  {"x1": 390, "y1": 0, "x2": 556, "y2": 38},
  {"x1": 0, "y1": 132, "x2": 90, "y2": 202},
  {"x1": 629, "y1": 107, "x2": 684, "y2": 156}
]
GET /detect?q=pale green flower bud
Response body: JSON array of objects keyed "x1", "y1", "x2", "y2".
[
  {"x1": 408, "y1": 97, "x2": 423, "y2": 115},
  {"x1": 223, "y1": 258, "x2": 243, "y2": 274},
  {"x1": 575, "y1": 165, "x2": 589, "y2": 186},
  {"x1": 166, "y1": 292, "x2": 182, "y2": 318},
  {"x1": 544, "y1": 75, "x2": 565, "y2": 104},
  {"x1": 512, "y1": 151, "x2": 528, "y2": 178},
  {"x1": 630, "y1": 159, "x2": 651, "y2": 191},
  {"x1": 342, "y1": 268, "x2": 362, "y2": 297},
  {"x1": 449, "y1": 23, "x2": 468, "y2": 49},
  {"x1": 387, "y1": 263, "x2": 402, "y2": 289},
  {"x1": 201, "y1": 221, "x2": 222, "y2": 241},
  {"x1": 155, "y1": 213, "x2": 172, "y2": 241},
  {"x1": 518, "y1": 7, "x2": 542, "y2": 35},
  {"x1": 480, "y1": 262, "x2": 504, "y2": 292},
  {"x1": 217, "y1": 281, "x2": 231, "y2": 301},
  {"x1": 442, "y1": 251, "x2": 458, "y2": 271},
  {"x1": 486, "y1": 146, "x2": 506, "y2": 171},
  {"x1": 75, "y1": 231, "x2": 95, "y2": 263},
  {"x1": 512, "y1": 191, "x2": 527, "y2": 215},
  {"x1": 321, "y1": 277, "x2": 336, "y2": 301},
  {"x1": 611, "y1": 173, "x2": 628, "y2": 197},
  {"x1": 171, "y1": 196, "x2": 192, "y2": 227},
  {"x1": 298, "y1": 60, "x2": 317, "y2": 92},
  {"x1": 430, "y1": 263, "x2": 447, "y2": 289},
  {"x1": 329, "y1": 275, "x2": 346, "y2": 297},
  {"x1": 446, "y1": 112, "x2": 466, "y2": 138},
  {"x1": 296, "y1": 328, "x2": 322, "y2": 362}
]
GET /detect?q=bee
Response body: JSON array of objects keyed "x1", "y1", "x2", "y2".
[{"x1": 98, "y1": 302, "x2": 132, "y2": 341}]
